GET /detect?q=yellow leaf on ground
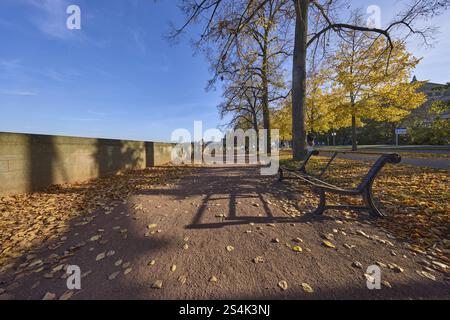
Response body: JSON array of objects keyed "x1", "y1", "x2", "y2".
[
  {"x1": 322, "y1": 241, "x2": 336, "y2": 249},
  {"x1": 278, "y1": 280, "x2": 288, "y2": 291},
  {"x1": 301, "y1": 283, "x2": 314, "y2": 293}
]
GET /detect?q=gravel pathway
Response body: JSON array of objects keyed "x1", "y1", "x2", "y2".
[{"x1": 0, "y1": 166, "x2": 448, "y2": 300}]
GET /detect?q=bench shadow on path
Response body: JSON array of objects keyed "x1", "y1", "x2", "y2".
[{"x1": 135, "y1": 165, "x2": 364, "y2": 231}]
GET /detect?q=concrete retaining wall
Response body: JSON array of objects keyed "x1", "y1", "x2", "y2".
[{"x1": 0, "y1": 132, "x2": 175, "y2": 195}]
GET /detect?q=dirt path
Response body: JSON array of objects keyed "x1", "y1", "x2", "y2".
[{"x1": 0, "y1": 166, "x2": 448, "y2": 300}]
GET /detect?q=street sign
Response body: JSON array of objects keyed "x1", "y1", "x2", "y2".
[
  {"x1": 395, "y1": 128, "x2": 407, "y2": 135},
  {"x1": 395, "y1": 128, "x2": 407, "y2": 147}
]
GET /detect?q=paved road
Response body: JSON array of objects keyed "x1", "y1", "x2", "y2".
[
  {"x1": 320, "y1": 152, "x2": 450, "y2": 170},
  {"x1": 0, "y1": 166, "x2": 448, "y2": 300},
  {"x1": 318, "y1": 145, "x2": 450, "y2": 154}
]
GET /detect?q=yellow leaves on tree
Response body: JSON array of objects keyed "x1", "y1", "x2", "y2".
[
  {"x1": 272, "y1": 68, "x2": 340, "y2": 139},
  {"x1": 272, "y1": 33, "x2": 426, "y2": 145},
  {"x1": 327, "y1": 34, "x2": 426, "y2": 148}
]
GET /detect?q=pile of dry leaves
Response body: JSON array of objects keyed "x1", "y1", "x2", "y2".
[
  {"x1": 0, "y1": 166, "x2": 187, "y2": 268},
  {"x1": 282, "y1": 156, "x2": 449, "y2": 260}
]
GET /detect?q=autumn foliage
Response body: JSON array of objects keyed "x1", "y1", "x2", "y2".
[{"x1": 272, "y1": 37, "x2": 427, "y2": 147}]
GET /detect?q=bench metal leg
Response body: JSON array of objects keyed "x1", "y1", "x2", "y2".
[
  {"x1": 277, "y1": 171, "x2": 386, "y2": 218},
  {"x1": 278, "y1": 168, "x2": 284, "y2": 182},
  {"x1": 362, "y1": 185, "x2": 385, "y2": 218},
  {"x1": 313, "y1": 188, "x2": 326, "y2": 215}
]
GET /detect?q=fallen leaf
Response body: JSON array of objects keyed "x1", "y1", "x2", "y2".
[
  {"x1": 178, "y1": 275, "x2": 187, "y2": 285},
  {"x1": 432, "y1": 261, "x2": 448, "y2": 270},
  {"x1": 124, "y1": 268, "x2": 132, "y2": 275},
  {"x1": 29, "y1": 259, "x2": 43, "y2": 268},
  {"x1": 152, "y1": 280, "x2": 163, "y2": 289},
  {"x1": 321, "y1": 233, "x2": 334, "y2": 241},
  {"x1": 364, "y1": 273, "x2": 375, "y2": 283},
  {"x1": 301, "y1": 283, "x2": 314, "y2": 293},
  {"x1": 96, "y1": 252, "x2": 106, "y2": 261},
  {"x1": 417, "y1": 270, "x2": 436, "y2": 281},
  {"x1": 90, "y1": 235, "x2": 101, "y2": 242},
  {"x1": 278, "y1": 280, "x2": 288, "y2": 291},
  {"x1": 356, "y1": 230, "x2": 370, "y2": 238},
  {"x1": 322, "y1": 241, "x2": 336, "y2": 249},
  {"x1": 59, "y1": 291, "x2": 74, "y2": 300},
  {"x1": 390, "y1": 264, "x2": 404, "y2": 273},
  {"x1": 52, "y1": 264, "x2": 64, "y2": 272},
  {"x1": 81, "y1": 270, "x2": 92, "y2": 278},
  {"x1": 108, "y1": 272, "x2": 120, "y2": 280},
  {"x1": 42, "y1": 292, "x2": 56, "y2": 300},
  {"x1": 253, "y1": 256, "x2": 264, "y2": 264}
]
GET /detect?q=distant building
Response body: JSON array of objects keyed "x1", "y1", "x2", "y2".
[{"x1": 412, "y1": 76, "x2": 450, "y2": 120}]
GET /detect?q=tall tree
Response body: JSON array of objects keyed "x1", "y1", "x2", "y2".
[
  {"x1": 218, "y1": 73, "x2": 262, "y2": 133},
  {"x1": 272, "y1": 64, "x2": 339, "y2": 139},
  {"x1": 304, "y1": 63, "x2": 335, "y2": 134},
  {"x1": 171, "y1": 0, "x2": 449, "y2": 159},
  {"x1": 175, "y1": 0, "x2": 292, "y2": 153},
  {"x1": 327, "y1": 35, "x2": 426, "y2": 150},
  {"x1": 406, "y1": 100, "x2": 450, "y2": 145}
]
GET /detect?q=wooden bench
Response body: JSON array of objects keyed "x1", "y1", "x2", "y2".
[{"x1": 277, "y1": 151, "x2": 402, "y2": 217}]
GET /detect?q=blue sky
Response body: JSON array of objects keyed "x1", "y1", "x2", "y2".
[{"x1": 1, "y1": 0, "x2": 449, "y2": 142}]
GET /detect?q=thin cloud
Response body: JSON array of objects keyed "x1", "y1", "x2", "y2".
[
  {"x1": 21, "y1": 0, "x2": 75, "y2": 40},
  {"x1": 130, "y1": 28, "x2": 147, "y2": 56},
  {"x1": 0, "y1": 90, "x2": 38, "y2": 96},
  {"x1": 87, "y1": 110, "x2": 107, "y2": 117},
  {"x1": 0, "y1": 59, "x2": 22, "y2": 70},
  {"x1": 0, "y1": 59, "x2": 30, "y2": 81},
  {"x1": 61, "y1": 117, "x2": 103, "y2": 122},
  {"x1": 160, "y1": 54, "x2": 170, "y2": 73}
]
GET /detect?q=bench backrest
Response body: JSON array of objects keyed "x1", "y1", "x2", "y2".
[{"x1": 357, "y1": 153, "x2": 402, "y2": 191}]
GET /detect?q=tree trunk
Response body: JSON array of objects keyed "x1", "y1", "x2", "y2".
[
  {"x1": 262, "y1": 88, "x2": 271, "y2": 155},
  {"x1": 253, "y1": 114, "x2": 260, "y2": 162},
  {"x1": 292, "y1": 0, "x2": 308, "y2": 160},
  {"x1": 262, "y1": 26, "x2": 271, "y2": 155},
  {"x1": 351, "y1": 114, "x2": 357, "y2": 151},
  {"x1": 350, "y1": 93, "x2": 357, "y2": 151}
]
